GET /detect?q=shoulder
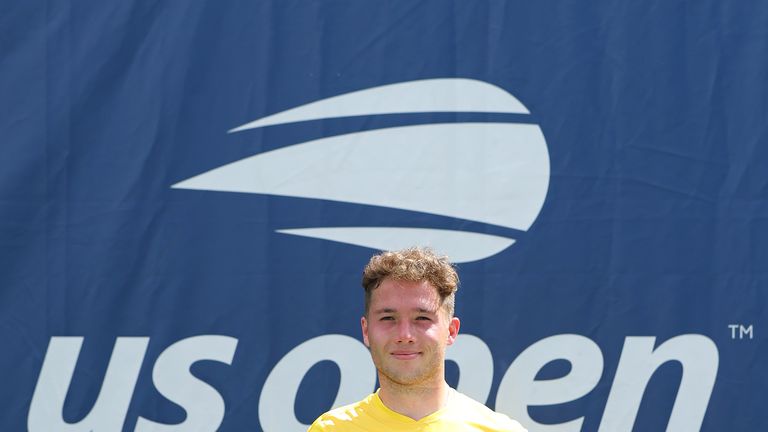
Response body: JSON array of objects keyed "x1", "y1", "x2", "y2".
[
  {"x1": 308, "y1": 394, "x2": 377, "y2": 431},
  {"x1": 450, "y1": 391, "x2": 528, "y2": 432}
]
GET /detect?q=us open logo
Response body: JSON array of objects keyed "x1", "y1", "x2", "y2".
[{"x1": 173, "y1": 78, "x2": 550, "y2": 262}]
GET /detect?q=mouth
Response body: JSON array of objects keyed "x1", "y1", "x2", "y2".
[{"x1": 391, "y1": 351, "x2": 421, "y2": 360}]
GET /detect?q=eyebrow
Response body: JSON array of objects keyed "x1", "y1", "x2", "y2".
[{"x1": 372, "y1": 307, "x2": 437, "y2": 314}]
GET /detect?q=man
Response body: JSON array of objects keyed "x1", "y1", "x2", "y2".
[{"x1": 309, "y1": 247, "x2": 527, "y2": 431}]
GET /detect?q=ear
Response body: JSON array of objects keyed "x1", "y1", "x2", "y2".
[
  {"x1": 361, "y1": 316, "x2": 370, "y2": 347},
  {"x1": 446, "y1": 316, "x2": 460, "y2": 346}
]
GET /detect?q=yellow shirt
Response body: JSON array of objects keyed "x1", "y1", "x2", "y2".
[{"x1": 308, "y1": 389, "x2": 527, "y2": 431}]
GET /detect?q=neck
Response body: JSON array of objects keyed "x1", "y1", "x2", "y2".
[{"x1": 378, "y1": 376, "x2": 452, "y2": 421}]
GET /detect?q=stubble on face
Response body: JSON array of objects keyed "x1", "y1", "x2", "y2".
[
  {"x1": 374, "y1": 331, "x2": 443, "y2": 390},
  {"x1": 362, "y1": 279, "x2": 457, "y2": 393}
]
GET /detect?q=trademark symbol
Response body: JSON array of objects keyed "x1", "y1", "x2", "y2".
[{"x1": 728, "y1": 324, "x2": 753, "y2": 340}]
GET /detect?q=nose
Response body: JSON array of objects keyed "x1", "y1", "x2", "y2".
[{"x1": 396, "y1": 320, "x2": 414, "y2": 343}]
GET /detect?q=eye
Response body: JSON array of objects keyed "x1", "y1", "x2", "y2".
[
  {"x1": 416, "y1": 316, "x2": 432, "y2": 321},
  {"x1": 380, "y1": 316, "x2": 394, "y2": 321}
]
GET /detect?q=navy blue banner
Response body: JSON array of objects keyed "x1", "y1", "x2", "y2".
[{"x1": 2, "y1": 1, "x2": 766, "y2": 431}]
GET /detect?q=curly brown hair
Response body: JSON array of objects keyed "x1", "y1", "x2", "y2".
[{"x1": 361, "y1": 247, "x2": 459, "y2": 317}]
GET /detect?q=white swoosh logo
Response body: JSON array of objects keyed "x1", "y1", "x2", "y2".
[
  {"x1": 173, "y1": 79, "x2": 550, "y2": 263},
  {"x1": 276, "y1": 228, "x2": 515, "y2": 263},
  {"x1": 228, "y1": 78, "x2": 529, "y2": 132}
]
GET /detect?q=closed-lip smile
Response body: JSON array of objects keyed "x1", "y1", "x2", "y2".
[{"x1": 391, "y1": 351, "x2": 420, "y2": 359}]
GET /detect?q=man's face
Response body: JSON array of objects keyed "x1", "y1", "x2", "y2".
[{"x1": 361, "y1": 278, "x2": 460, "y2": 388}]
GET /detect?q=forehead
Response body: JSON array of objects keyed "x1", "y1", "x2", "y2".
[{"x1": 370, "y1": 278, "x2": 440, "y2": 309}]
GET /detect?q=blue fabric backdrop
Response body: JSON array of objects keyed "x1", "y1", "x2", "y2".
[{"x1": 1, "y1": 1, "x2": 766, "y2": 431}]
